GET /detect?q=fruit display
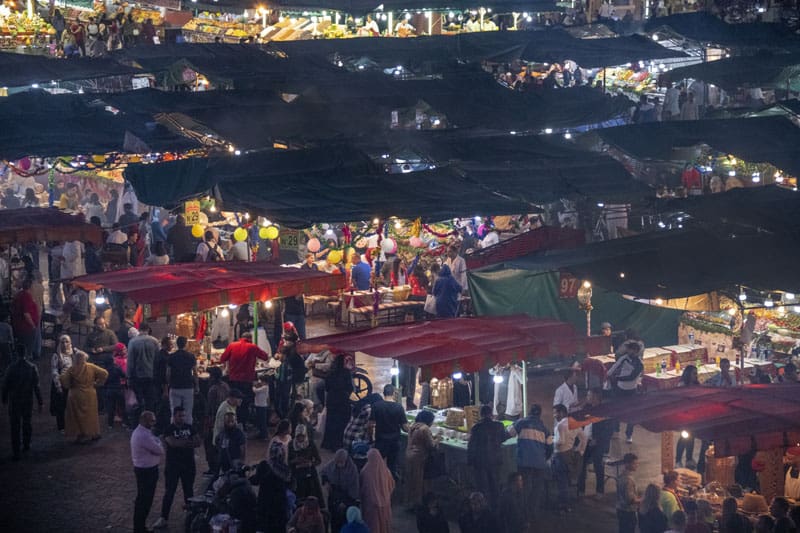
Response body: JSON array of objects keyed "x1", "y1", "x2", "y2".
[{"x1": 0, "y1": 10, "x2": 55, "y2": 49}]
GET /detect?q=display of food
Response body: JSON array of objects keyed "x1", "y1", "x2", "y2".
[{"x1": 0, "y1": 11, "x2": 54, "y2": 49}]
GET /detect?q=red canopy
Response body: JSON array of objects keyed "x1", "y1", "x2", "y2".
[
  {"x1": 581, "y1": 384, "x2": 800, "y2": 456},
  {"x1": 301, "y1": 315, "x2": 611, "y2": 379},
  {"x1": 73, "y1": 262, "x2": 345, "y2": 318},
  {"x1": 465, "y1": 226, "x2": 585, "y2": 270},
  {"x1": 0, "y1": 207, "x2": 102, "y2": 245}
]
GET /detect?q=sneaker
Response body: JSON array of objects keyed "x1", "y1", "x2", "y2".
[
  {"x1": 151, "y1": 517, "x2": 168, "y2": 529},
  {"x1": 626, "y1": 436, "x2": 633, "y2": 444},
  {"x1": 675, "y1": 460, "x2": 683, "y2": 468}
]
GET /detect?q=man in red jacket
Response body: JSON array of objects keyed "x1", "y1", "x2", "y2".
[
  {"x1": 219, "y1": 332, "x2": 269, "y2": 430},
  {"x1": 11, "y1": 278, "x2": 39, "y2": 359}
]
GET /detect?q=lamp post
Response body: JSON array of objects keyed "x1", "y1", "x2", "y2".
[{"x1": 578, "y1": 281, "x2": 593, "y2": 337}]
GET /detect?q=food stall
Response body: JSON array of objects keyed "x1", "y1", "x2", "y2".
[
  {"x1": 301, "y1": 315, "x2": 611, "y2": 500},
  {"x1": 72, "y1": 261, "x2": 345, "y2": 373},
  {"x1": 583, "y1": 384, "x2": 800, "y2": 506}
]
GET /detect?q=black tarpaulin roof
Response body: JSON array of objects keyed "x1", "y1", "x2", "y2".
[
  {"x1": 0, "y1": 91, "x2": 198, "y2": 159},
  {"x1": 520, "y1": 31, "x2": 685, "y2": 68},
  {"x1": 0, "y1": 52, "x2": 140, "y2": 88},
  {"x1": 665, "y1": 52, "x2": 800, "y2": 91},
  {"x1": 657, "y1": 186, "x2": 800, "y2": 239},
  {"x1": 123, "y1": 134, "x2": 644, "y2": 227},
  {"x1": 645, "y1": 12, "x2": 800, "y2": 48},
  {"x1": 272, "y1": 29, "x2": 686, "y2": 69},
  {"x1": 487, "y1": 225, "x2": 800, "y2": 297},
  {"x1": 598, "y1": 116, "x2": 800, "y2": 177}
]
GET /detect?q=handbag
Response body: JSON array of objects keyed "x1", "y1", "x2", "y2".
[
  {"x1": 124, "y1": 387, "x2": 138, "y2": 410},
  {"x1": 423, "y1": 294, "x2": 437, "y2": 315}
]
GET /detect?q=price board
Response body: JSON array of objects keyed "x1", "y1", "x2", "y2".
[
  {"x1": 279, "y1": 229, "x2": 304, "y2": 262},
  {"x1": 184, "y1": 200, "x2": 200, "y2": 225},
  {"x1": 558, "y1": 272, "x2": 580, "y2": 299}
]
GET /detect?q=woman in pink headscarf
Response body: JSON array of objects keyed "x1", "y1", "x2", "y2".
[{"x1": 359, "y1": 448, "x2": 395, "y2": 533}]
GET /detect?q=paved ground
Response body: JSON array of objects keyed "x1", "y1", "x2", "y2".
[{"x1": 0, "y1": 317, "x2": 667, "y2": 533}]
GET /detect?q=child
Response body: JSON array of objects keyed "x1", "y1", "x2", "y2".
[{"x1": 253, "y1": 374, "x2": 270, "y2": 439}]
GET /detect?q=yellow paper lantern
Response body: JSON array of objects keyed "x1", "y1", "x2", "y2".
[
  {"x1": 264, "y1": 225, "x2": 279, "y2": 240},
  {"x1": 234, "y1": 227, "x2": 248, "y2": 242},
  {"x1": 258, "y1": 227, "x2": 269, "y2": 240},
  {"x1": 327, "y1": 249, "x2": 342, "y2": 264},
  {"x1": 191, "y1": 224, "x2": 204, "y2": 238}
]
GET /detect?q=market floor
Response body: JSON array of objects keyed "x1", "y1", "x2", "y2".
[{"x1": 1, "y1": 318, "x2": 666, "y2": 533}]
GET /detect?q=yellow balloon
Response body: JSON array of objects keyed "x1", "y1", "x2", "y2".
[
  {"x1": 327, "y1": 250, "x2": 342, "y2": 264},
  {"x1": 258, "y1": 227, "x2": 269, "y2": 240},
  {"x1": 191, "y1": 224, "x2": 204, "y2": 238},
  {"x1": 234, "y1": 227, "x2": 248, "y2": 242},
  {"x1": 264, "y1": 225, "x2": 279, "y2": 240}
]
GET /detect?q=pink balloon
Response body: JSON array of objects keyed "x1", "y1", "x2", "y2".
[
  {"x1": 18, "y1": 157, "x2": 31, "y2": 171},
  {"x1": 307, "y1": 238, "x2": 321, "y2": 253},
  {"x1": 409, "y1": 236, "x2": 424, "y2": 248}
]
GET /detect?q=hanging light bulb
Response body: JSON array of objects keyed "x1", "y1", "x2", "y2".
[
  {"x1": 452, "y1": 371, "x2": 463, "y2": 380},
  {"x1": 582, "y1": 281, "x2": 591, "y2": 289},
  {"x1": 655, "y1": 298, "x2": 664, "y2": 305},
  {"x1": 493, "y1": 374, "x2": 504, "y2": 384},
  {"x1": 390, "y1": 366, "x2": 400, "y2": 376},
  {"x1": 739, "y1": 292, "x2": 747, "y2": 302},
  {"x1": 264, "y1": 300, "x2": 273, "y2": 309},
  {"x1": 220, "y1": 308, "x2": 230, "y2": 318},
  {"x1": 394, "y1": 220, "x2": 402, "y2": 229},
  {"x1": 727, "y1": 307, "x2": 737, "y2": 316},
  {"x1": 786, "y1": 293, "x2": 795, "y2": 301},
  {"x1": 94, "y1": 294, "x2": 107, "y2": 306},
  {"x1": 680, "y1": 430, "x2": 689, "y2": 439},
  {"x1": 764, "y1": 297, "x2": 774, "y2": 308}
]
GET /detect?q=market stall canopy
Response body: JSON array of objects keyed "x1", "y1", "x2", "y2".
[
  {"x1": 0, "y1": 208, "x2": 102, "y2": 245},
  {"x1": 519, "y1": 31, "x2": 686, "y2": 68},
  {"x1": 664, "y1": 52, "x2": 800, "y2": 92},
  {"x1": 481, "y1": 225, "x2": 800, "y2": 298},
  {"x1": 464, "y1": 226, "x2": 586, "y2": 270},
  {"x1": 656, "y1": 186, "x2": 800, "y2": 238},
  {"x1": 644, "y1": 13, "x2": 800, "y2": 49},
  {"x1": 580, "y1": 384, "x2": 800, "y2": 456},
  {"x1": 123, "y1": 134, "x2": 645, "y2": 227},
  {"x1": 71, "y1": 262, "x2": 344, "y2": 318},
  {"x1": 0, "y1": 51, "x2": 140, "y2": 88},
  {"x1": 0, "y1": 90, "x2": 199, "y2": 159},
  {"x1": 300, "y1": 315, "x2": 611, "y2": 379},
  {"x1": 598, "y1": 116, "x2": 800, "y2": 178}
]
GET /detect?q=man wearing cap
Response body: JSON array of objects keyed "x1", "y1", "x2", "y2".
[
  {"x1": 128, "y1": 324, "x2": 161, "y2": 418},
  {"x1": 220, "y1": 332, "x2": 269, "y2": 431}
]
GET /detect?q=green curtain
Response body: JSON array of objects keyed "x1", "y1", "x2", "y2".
[{"x1": 469, "y1": 269, "x2": 682, "y2": 347}]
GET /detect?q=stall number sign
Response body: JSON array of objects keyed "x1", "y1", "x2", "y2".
[
  {"x1": 184, "y1": 201, "x2": 201, "y2": 225},
  {"x1": 279, "y1": 230, "x2": 299, "y2": 248},
  {"x1": 559, "y1": 272, "x2": 580, "y2": 299}
]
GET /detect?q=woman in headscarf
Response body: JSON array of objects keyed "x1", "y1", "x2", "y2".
[
  {"x1": 286, "y1": 495, "x2": 325, "y2": 533},
  {"x1": 251, "y1": 419, "x2": 292, "y2": 533},
  {"x1": 360, "y1": 448, "x2": 395, "y2": 533},
  {"x1": 432, "y1": 264, "x2": 462, "y2": 318},
  {"x1": 341, "y1": 506, "x2": 370, "y2": 533},
  {"x1": 289, "y1": 399, "x2": 316, "y2": 444},
  {"x1": 289, "y1": 423, "x2": 323, "y2": 503},
  {"x1": 59, "y1": 348, "x2": 108, "y2": 443},
  {"x1": 321, "y1": 449, "x2": 360, "y2": 533},
  {"x1": 405, "y1": 410, "x2": 438, "y2": 510},
  {"x1": 50, "y1": 334, "x2": 75, "y2": 432},
  {"x1": 321, "y1": 353, "x2": 354, "y2": 451}
]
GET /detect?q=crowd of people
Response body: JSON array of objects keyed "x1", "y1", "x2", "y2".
[{"x1": 47, "y1": 8, "x2": 158, "y2": 59}]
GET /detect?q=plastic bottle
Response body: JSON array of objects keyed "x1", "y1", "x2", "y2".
[
  {"x1": 675, "y1": 360, "x2": 681, "y2": 372},
  {"x1": 661, "y1": 358, "x2": 667, "y2": 374},
  {"x1": 688, "y1": 332, "x2": 695, "y2": 345}
]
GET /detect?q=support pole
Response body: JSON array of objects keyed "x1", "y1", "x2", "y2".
[
  {"x1": 661, "y1": 432, "x2": 674, "y2": 472},
  {"x1": 521, "y1": 360, "x2": 528, "y2": 417},
  {"x1": 474, "y1": 372, "x2": 480, "y2": 406},
  {"x1": 252, "y1": 299, "x2": 258, "y2": 344}
]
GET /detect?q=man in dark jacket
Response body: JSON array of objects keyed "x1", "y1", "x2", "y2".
[
  {"x1": 2, "y1": 346, "x2": 43, "y2": 460},
  {"x1": 578, "y1": 388, "x2": 615, "y2": 498},
  {"x1": 468, "y1": 404, "x2": 510, "y2": 508},
  {"x1": 166, "y1": 214, "x2": 196, "y2": 263}
]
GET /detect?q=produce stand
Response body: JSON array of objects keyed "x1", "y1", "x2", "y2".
[{"x1": 0, "y1": 10, "x2": 54, "y2": 50}]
